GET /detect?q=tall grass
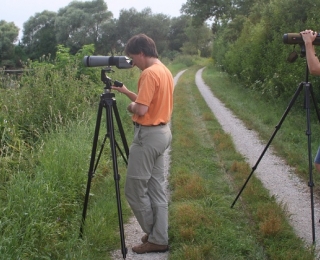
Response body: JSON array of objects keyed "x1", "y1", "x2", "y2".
[
  {"x1": 0, "y1": 95, "x2": 133, "y2": 259},
  {"x1": 0, "y1": 51, "x2": 137, "y2": 258}
]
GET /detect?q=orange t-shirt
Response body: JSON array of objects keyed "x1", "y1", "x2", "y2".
[{"x1": 132, "y1": 63, "x2": 173, "y2": 126}]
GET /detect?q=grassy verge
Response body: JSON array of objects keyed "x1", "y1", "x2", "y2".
[
  {"x1": 168, "y1": 63, "x2": 314, "y2": 259},
  {"x1": 0, "y1": 95, "x2": 133, "y2": 259}
]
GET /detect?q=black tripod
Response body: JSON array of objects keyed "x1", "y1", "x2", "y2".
[
  {"x1": 231, "y1": 50, "x2": 320, "y2": 244},
  {"x1": 79, "y1": 68, "x2": 129, "y2": 259}
]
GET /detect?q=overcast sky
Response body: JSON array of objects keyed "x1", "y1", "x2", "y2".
[{"x1": 1, "y1": 0, "x2": 187, "y2": 38}]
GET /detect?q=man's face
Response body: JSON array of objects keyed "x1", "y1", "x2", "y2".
[{"x1": 128, "y1": 52, "x2": 146, "y2": 70}]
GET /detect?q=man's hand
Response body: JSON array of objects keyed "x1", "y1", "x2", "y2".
[
  {"x1": 300, "y1": 29, "x2": 320, "y2": 75},
  {"x1": 301, "y1": 29, "x2": 317, "y2": 44},
  {"x1": 111, "y1": 84, "x2": 137, "y2": 102},
  {"x1": 111, "y1": 84, "x2": 129, "y2": 94}
]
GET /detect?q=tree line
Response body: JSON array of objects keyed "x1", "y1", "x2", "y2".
[
  {"x1": 183, "y1": 0, "x2": 320, "y2": 99},
  {"x1": 0, "y1": 0, "x2": 212, "y2": 69},
  {"x1": 2, "y1": 0, "x2": 320, "y2": 100}
]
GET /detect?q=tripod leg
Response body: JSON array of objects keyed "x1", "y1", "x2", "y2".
[
  {"x1": 106, "y1": 100, "x2": 127, "y2": 259},
  {"x1": 309, "y1": 84, "x2": 320, "y2": 123},
  {"x1": 231, "y1": 82, "x2": 304, "y2": 208},
  {"x1": 113, "y1": 100, "x2": 129, "y2": 159},
  {"x1": 304, "y1": 83, "x2": 316, "y2": 244},
  {"x1": 80, "y1": 102, "x2": 104, "y2": 238}
]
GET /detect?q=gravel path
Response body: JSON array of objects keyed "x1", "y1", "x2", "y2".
[
  {"x1": 111, "y1": 67, "x2": 320, "y2": 259},
  {"x1": 195, "y1": 67, "x2": 320, "y2": 248}
]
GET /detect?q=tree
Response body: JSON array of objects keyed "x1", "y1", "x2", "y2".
[
  {"x1": 115, "y1": 8, "x2": 171, "y2": 54},
  {"x1": 211, "y1": 0, "x2": 320, "y2": 99},
  {"x1": 96, "y1": 19, "x2": 121, "y2": 55},
  {"x1": 116, "y1": 8, "x2": 150, "y2": 46},
  {"x1": 168, "y1": 16, "x2": 191, "y2": 52},
  {"x1": 181, "y1": 0, "x2": 233, "y2": 26},
  {"x1": 139, "y1": 13, "x2": 171, "y2": 54},
  {"x1": 0, "y1": 20, "x2": 19, "y2": 67},
  {"x1": 181, "y1": 0, "x2": 261, "y2": 27},
  {"x1": 181, "y1": 23, "x2": 212, "y2": 56},
  {"x1": 22, "y1": 11, "x2": 57, "y2": 60},
  {"x1": 55, "y1": 0, "x2": 112, "y2": 54}
]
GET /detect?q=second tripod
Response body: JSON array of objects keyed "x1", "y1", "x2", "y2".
[
  {"x1": 79, "y1": 68, "x2": 129, "y2": 259},
  {"x1": 231, "y1": 61, "x2": 320, "y2": 244}
]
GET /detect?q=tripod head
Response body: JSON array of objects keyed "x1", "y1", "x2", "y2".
[{"x1": 101, "y1": 67, "x2": 123, "y2": 92}]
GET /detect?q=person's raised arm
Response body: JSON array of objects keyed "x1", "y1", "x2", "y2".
[{"x1": 301, "y1": 29, "x2": 320, "y2": 76}]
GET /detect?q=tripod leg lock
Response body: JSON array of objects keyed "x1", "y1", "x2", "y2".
[{"x1": 308, "y1": 181, "x2": 314, "y2": 187}]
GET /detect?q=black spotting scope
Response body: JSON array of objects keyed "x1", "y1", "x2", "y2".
[
  {"x1": 83, "y1": 56, "x2": 133, "y2": 69},
  {"x1": 283, "y1": 33, "x2": 320, "y2": 45}
]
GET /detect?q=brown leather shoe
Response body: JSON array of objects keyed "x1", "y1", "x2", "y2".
[
  {"x1": 141, "y1": 234, "x2": 148, "y2": 243},
  {"x1": 132, "y1": 242, "x2": 169, "y2": 254}
]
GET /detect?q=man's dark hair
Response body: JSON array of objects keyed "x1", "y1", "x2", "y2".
[{"x1": 125, "y1": 34, "x2": 159, "y2": 58}]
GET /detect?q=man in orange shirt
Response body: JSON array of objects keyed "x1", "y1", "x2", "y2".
[{"x1": 112, "y1": 34, "x2": 173, "y2": 254}]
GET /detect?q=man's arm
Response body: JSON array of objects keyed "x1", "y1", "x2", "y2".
[
  {"x1": 305, "y1": 42, "x2": 320, "y2": 75},
  {"x1": 127, "y1": 102, "x2": 149, "y2": 116},
  {"x1": 301, "y1": 30, "x2": 320, "y2": 75}
]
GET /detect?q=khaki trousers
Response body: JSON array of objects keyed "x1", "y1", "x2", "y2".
[{"x1": 125, "y1": 124, "x2": 172, "y2": 245}]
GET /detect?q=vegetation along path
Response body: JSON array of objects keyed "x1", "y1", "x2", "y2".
[
  {"x1": 195, "y1": 67, "x2": 320, "y2": 248},
  {"x1": 113, "y1": 67, "x2": 320, "y2": 259}
]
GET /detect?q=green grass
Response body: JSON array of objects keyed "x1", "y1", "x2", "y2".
[
  {"x1": 168, "y1": 63, "x2": 314, "y2": 259},
  {"x1": 0, "y1": 102, "x2": 132, "y2": 259}
]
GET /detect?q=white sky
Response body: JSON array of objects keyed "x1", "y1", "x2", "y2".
[{"x1": 1, "y1": 0, "x2": 187, "y2": 38}]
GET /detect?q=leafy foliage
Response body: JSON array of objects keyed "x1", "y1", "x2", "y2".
[
  {"x1": 22, "y1": 11, "x2": 57, "y2": 60},
  {"x1": 116, "y1": 7, "x2": 172, "y2": 54},
  {"x1": 0, "y1": 20, "x2": 20, "y2": 68},
  {"x1": 181, "y1": 22, "x2": 213, "y2": 56},
  {"x1": 181, "y1": 0, "x2": 233, "y2": 26},
  {"x1": 55, "y1": 0, "x2": 112, "y2": 54},
  {"x1": 0, "y1": 44, "x2": 97, "y2": 168},
  {"x1": 0, "y1": 45, "x2": 136, "y2": 258},
  {"x1": 211, "y1": 0, "x2": 320, "y2": 99}
]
